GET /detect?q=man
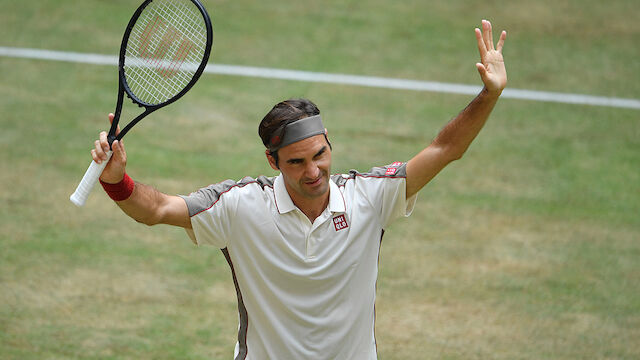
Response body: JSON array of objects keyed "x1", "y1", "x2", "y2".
[{"x1": 92, "y1": 20, "x2": 507, "y2": 359}]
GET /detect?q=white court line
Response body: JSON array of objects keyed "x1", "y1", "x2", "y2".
[{"x1": 1, "y1": 46, "x2": 639, "y2": 110}]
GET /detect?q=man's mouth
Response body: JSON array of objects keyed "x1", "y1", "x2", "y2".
[{"x1": 305, "y1": 176, "x2": 323, "y2": 186}]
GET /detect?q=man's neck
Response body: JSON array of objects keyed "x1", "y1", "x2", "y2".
[{"x1": 287, "y1": 189, "x2": 330, "y2": 223}]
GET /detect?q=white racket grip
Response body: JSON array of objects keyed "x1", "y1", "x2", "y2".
[{"x1": 70, "y1": 151, "x2": 113, "y2": 207}]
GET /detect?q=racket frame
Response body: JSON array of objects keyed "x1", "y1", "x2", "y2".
[
  {"x1": 107, "y1": 0, "x2": 213, "y2": 145},
  {"x1": 71, "y1": 0, "x2": 213, "y2": 207}
]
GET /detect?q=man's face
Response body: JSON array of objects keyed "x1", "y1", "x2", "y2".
[{"x1": 268, "y1": 134, "x2": 332, "y2": 201}]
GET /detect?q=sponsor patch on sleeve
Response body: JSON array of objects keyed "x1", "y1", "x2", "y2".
[{"x1": 385, "y1": 161, "x2": 403, "y2": 175}]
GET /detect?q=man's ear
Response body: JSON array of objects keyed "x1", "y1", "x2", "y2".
[
  {"x1": 324, "y1": 128, "x2": 332, "y2": 150},
  {"x1": 266, "y1": 150, "x2": 279, "y2": 170}
]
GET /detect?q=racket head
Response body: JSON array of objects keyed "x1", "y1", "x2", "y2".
[{"x1": 119, "y1": 0, "x2": 213, "y2": 109}]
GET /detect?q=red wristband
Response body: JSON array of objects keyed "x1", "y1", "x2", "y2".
[{"x1": 100, "y1": 173, "x2": 135, "y2": 201}]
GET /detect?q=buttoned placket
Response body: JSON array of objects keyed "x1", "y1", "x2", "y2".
[
  {"x1": 295, "y1": 206, "x2": 334, "y2": 261},
  {"x1": 273, "y1": 174, "x2": 347, "y2": 261}
]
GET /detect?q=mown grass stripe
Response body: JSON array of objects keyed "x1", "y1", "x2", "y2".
[{"x1": 1, "y1": 46, "x2": 638, "y2": 110}]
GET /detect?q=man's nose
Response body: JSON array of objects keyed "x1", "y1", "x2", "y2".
[{"x1": 305, "y1": 162, "x2": 320, "y2": 179}]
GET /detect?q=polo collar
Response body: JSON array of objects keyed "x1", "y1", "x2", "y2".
[{"x1": 274, "y1": 174, "x2": 346, "y2": 215}]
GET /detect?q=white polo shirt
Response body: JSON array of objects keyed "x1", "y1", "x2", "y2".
[{"x1": 181, "y1": 162, "x2": 416, "y2": 359}]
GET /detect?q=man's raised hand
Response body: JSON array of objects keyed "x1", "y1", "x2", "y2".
[
  {"x1": 91, "y1": 113, "x2": 127, "y2": 184},
  {"x1": 475, "y1": 20, "x2": 507, "y2": 95}
]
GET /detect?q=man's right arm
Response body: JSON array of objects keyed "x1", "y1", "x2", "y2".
[
  {"x1": 111, "y1": 180, "x2": 192, "y2": 228},
  {"x1": 93, "y1": 113, "x2": 192, "y2": 229}
]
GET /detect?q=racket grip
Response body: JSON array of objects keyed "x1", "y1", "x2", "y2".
[{"x1": 70, "y1": 151, "x2": 113, "y2": 207}]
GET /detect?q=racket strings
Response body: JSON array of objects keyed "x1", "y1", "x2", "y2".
[
  {"x1": 124, "y1": 0, "x2": 208, "y2": 105},
  {"x1": 128, "y1": 1, "x2": 205, "y2": 98}
]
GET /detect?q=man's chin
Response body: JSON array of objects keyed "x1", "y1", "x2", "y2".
[{"x1": 302, "y1": 177, "x2": 329, "y2": 197}]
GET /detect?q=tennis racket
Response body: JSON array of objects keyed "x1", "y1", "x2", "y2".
[{"x1": 70, "y1": 0, "x2": 213, "y2": 207}]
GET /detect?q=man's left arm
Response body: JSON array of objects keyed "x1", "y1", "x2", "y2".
[{"x1": 406, "y1": 19, "x2": 508, "y2": 199}]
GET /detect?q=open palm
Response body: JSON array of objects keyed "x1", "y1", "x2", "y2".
[{"x1": 475, "y1": 20, "x2": 507, "y2": 94}]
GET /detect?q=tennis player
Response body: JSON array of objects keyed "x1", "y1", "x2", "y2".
[{"x1": 92, "y1": 20, "x2": 507, "y2": 359}]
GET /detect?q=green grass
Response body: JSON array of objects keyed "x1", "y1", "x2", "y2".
[{"x1": 1, "y1": 0, "x2": 639, "y2": 358}]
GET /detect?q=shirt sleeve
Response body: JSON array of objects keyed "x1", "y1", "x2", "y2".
[
  {"x1": 179, "y1": 179, "x2": 240, "y2": 248},
  {"x1": 353, "y1": 162, "x2": 417, "y2": 228}
]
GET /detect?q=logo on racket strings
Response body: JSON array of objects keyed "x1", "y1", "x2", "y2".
[{"x1": 138, "y1": 16, "x2": 196, "y2": 78}]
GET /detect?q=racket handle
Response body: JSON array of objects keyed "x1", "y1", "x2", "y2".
[{"x1": 70, "y1": 151, "x2": 112, "y2": 207}]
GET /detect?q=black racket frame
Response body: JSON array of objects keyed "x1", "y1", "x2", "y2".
[{"x1": 107, "y1": 0, "x2": 213, "y2": 145}]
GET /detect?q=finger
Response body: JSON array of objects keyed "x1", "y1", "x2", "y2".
[
  {"x1": 94, "y1": 139, "x2": 106, "y2": 162},
  {"x1": 91, "y1": 148, "x2": 100, "y2": 163},
  {"x1": 112, "y1": 140, "x2": 127, "y2": 164},
  {"x1": 496, "y1": 30, "x2": 506, "y2": 52},
  {"x1": 99, "y1": 131, "x2": 110, "y2": 153},
  {"x1": 108, "y1": 113, "x2": 121, "y2": 136},
  {"x1": 475, "y1": 27, "x2": 487, "y2": 58},
  {"x1": 476, "y1": 62, "x2": 487, "y2": 78},
  {"x1": 483, "y1": 19, "x2": 494, "y2": 50},
  {"x1": 113, "y1": 140, "x2": 123, "y2": 154},
  {"x1": 112, "y1": 140, "x2": 122, "y2": 160}
]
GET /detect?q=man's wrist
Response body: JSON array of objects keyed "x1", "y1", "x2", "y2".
[
  {"x1": 482, "y1": 85, "x2": 503, "y2": 98},
  {"x1": 479, "y1": 87, "x2": 503, "y2": 101},
  {"x1": 100, "y1": 173, "x2": 135, "y2": 201}
]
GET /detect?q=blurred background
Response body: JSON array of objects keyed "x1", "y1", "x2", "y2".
[{"x1": 1, "y1": 0, "x2": 638, "y2": 358}]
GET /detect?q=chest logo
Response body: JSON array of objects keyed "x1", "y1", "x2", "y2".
[{"x1": 333, "y1": 215, "x2": 349, "y2": 231}]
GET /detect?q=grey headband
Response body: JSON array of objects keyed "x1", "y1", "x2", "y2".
[{"x1": 268, "y1": 115, "x2": 325, "y2": 152}]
